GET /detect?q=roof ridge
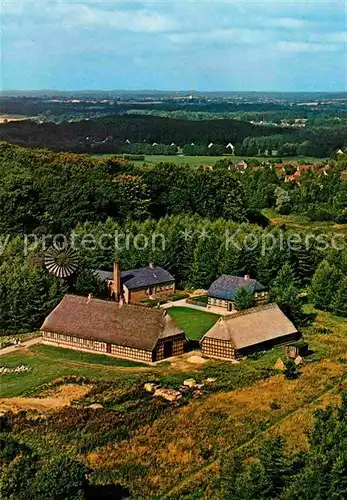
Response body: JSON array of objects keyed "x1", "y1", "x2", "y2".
[
  {"x1": 223, "y1": 302, "x2": 277, "y2": 321},
  {"x1": 64, "y1": 294, "x2": 164, "y2": 313}
]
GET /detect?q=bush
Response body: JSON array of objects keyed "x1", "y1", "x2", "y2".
[
  {"x1": 335, "y1": 208, "x2": 347, "y2": 224},
  {"x1": 307, "y1": 205, "x2": 336, "y2": 222},
  {"x1": 167, "y1": 292, "x2": 189, "y2": 301},
  {"x1": 186, "y1": 295, "x2": 208, "y2": 306},
  {"x1": 284, "y1": 359, "x2": 299, "y2": 379}
]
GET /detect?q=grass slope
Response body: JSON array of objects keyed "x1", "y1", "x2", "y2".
[
  {"x1": 168, "y1": 306, "x2": 220, "y2": 340},
  {"x1": 0, "y1": 344, "x2": 147, "y2": 398},
  {"x1": 263, "y1": 208, "x2": 347, "y2": 236}
]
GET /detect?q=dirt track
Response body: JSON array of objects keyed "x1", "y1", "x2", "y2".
[{"x1": 0, "y1": 384, "x2": 90, "y2": 413}]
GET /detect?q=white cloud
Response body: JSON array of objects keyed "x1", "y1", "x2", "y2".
[
  {"x1": 169, "y1": 28, "x2": 269, "y2": 46},
  {"x1": 3, "y1": 1, "x2": 177, "y2": 33},
  {"x1": 319, "y1": 31, "x2": 346, "y2": 43},
  {"x1": 74, "y1": 5, "x2": 176, "y2": 33},
  {"x1": 267, "y1": 17, "x2": 309, "y2": 29},
  {"x1": 276, "y1": 41, "x2": 339, "y2": 53}
]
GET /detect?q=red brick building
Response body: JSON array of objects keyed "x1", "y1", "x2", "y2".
[{"x1": 95, "y1": 263, "x2": 175, "y2": 304}]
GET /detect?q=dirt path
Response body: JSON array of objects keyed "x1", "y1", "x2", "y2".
[
  {"x1": 0, "y1": 384, "x2": 90, "y2": 413},
  {"x1": 0, "y1": 337, "x2": 41, "y2": 356}
]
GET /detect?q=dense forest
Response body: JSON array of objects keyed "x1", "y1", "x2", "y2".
[
  {"x1": 1, "y1": 112, "x2": 346, "y2": 157},
  {"x1": 0, "y1": 114, "x2": 290, "y2": 152},
  {"x1": 1, "y1": 141, "x2": 346, "y2": 235}
]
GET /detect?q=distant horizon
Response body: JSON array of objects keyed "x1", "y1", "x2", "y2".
[{"x1": 1, "y1": 89, "x2": 346, "y2": 95}]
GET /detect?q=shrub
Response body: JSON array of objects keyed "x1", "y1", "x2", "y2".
[
  {"x1": 186, "y1": 295, "x2": 208, "y2": 307},
  {"x1": 284, "y1": 359, "x2": 299, "y2": 379},
  {"x1": 167, "y1": 292, "x2": 189, "y2": 301}
]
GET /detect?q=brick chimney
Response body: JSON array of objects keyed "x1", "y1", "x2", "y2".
[{"x1": 113, "y1": 263, "x2": 121, "y2": 298}]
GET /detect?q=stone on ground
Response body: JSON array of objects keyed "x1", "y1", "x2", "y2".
[
  {"x1": 187, "y1": 355, "x2": 207, "y2": 365},
  {"x1": 153, "y1": 388, "x2": 182, "y2": 402}
]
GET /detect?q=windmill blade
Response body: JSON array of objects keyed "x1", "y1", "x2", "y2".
[{"x1": 44, "y1": 246, "x2": 79, "y2": 278}]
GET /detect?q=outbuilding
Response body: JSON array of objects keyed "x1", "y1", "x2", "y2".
[
  {"x1": 208, "y1": 274, "x2": 268, "y2": 312},
  {"x1": 201, "y1": 303, "x2": 300, "y2": 360}
]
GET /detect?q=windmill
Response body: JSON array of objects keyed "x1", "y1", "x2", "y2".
[{"x1": 44, "y1": 246, "x2": 79, "y2": 278}]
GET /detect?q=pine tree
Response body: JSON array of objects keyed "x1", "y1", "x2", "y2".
[
  {"x1": 331, "y1": 277, "x2": 347, "y2": 317},
  {"x1": 308, "y1": 260, "x2": 342, "y2": 310},
  {"x1": 74, "y1": 268, "x2": 106, "y2": 297},
  {"x1": 270, "y1": 264, "x2": 303, "y2": 323},
  {"x1": 233, "y1": 287, "x2": 255, "y2": 310},
  {"x1": 191, "y1": 234, "x2": 219, "y2": 289}
]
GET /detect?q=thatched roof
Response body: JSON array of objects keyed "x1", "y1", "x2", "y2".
[
  {"x1": 41, "y1": 295, "x2": 183, "y2": 351},
  {"x1": 208, "y1": 275, "x2": 266, "y2": 301},
  {"x1": 201, "y1": 303, "x2": 298, "y2": 349}
]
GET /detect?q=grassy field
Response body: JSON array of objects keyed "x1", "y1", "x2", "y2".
[
  {"x1": 0, "y1": 344, "x2": 148, "y2": 398},
  {"x1": 1, "y1": 306, "x2": 346, "y2": 497},
  {"x1": 263, "y1": 208, "x2": 347, "y2": 236},
  {"x1": 93, "y1": 154, "x2": 323, "y2": 167},
  {"x1": 168, "y1": 306, "x2": 220, "y2": 340}
]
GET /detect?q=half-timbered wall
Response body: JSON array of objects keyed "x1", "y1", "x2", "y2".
[
  {"x1": 154, "y1": 336, "x2": 185, "y2": 361},
  {"x1": 254, "y1": 291, "x2": 269, "y2": 304},
  {"x1": 208, "y1": 292, "x2": 269, "y2": 309},
  {"x1": 208, "y1": 297, "x2": 229, "y2": 308},
  {"x1": 42, "y1": 331, "x2": 107, "y2": 352},
  {"x1": 42, "y1": 331, "x2": 152, "y2": 362},
  {"x1": 109, "y1": 343, "x2": 152, "y2": 362},
  {"x1": 128, "y1": 282, "x2": 175, "y2": 303},
  {"x1": 42, "y1": 331, "x2": 185, "y2": 363}
]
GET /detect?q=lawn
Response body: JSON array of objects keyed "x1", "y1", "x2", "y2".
[
  {"x1": 168, "y1": 306, "x2": 220, "y2": 340},
  {"x1": 0, "y1": 344, "x2": 148, "y2": 398}
]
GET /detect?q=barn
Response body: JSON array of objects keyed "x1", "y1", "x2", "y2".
[
  {"x1": 200, "y1": 303, "x2": 300, "y2": 360},
  {"x1": 41, "y1": 295, "x2": 185, "y2": 363}
]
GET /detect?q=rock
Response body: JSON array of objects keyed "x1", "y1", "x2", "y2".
[
  {"x1": 144, "y1": 383, "x2": 158, "y2": 393},
  {"x1": 294, "y1": 355, "x2": 303, "y2": 365},
  {"x1": 205, "y1": 377, "x2": 216, "y2": 383},
  {"x1": 87, "y1": 403, "x2": 103, "y2": 410},
  {"x1": 183, "y1": 378, "x2": 196, "y2": 388},
  {"x1": 274, "y1": 358, "x2": 285, "y2": 371},
  {"x1": 179, "y1": 386, "x2": 190, "y2": 392},
  {"x1": 192, "y1": 390, "x2": 203, "y2": 398},
  {"x1": 153, "y1": 388, "x2": 182, "y2": 402}
]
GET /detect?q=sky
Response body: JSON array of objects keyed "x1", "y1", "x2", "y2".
[{"x1": 1, "y1": 0, "x2": 346, "y2": 91}]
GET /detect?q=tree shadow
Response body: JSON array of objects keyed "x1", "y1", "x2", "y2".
[{"x1": 84, "y1": 484, "x2": 130, "y2": 499}]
